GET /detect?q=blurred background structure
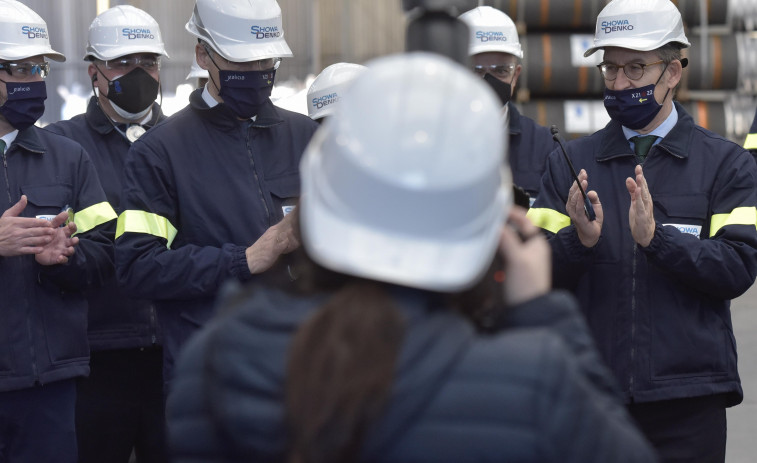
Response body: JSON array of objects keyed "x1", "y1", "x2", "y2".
[{"x1": 20, "y1": 0, "x2": 757, "y2": 144}]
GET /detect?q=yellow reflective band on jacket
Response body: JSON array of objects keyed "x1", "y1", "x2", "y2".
[
  {"x1": 116, "y1": 210, "x2": 178, "y2": 248},
  {"x1": 710, "y1": 207, "x2": 757, "y2": 237},
  {"x1": 744, "y1": 133, "x2": 757, "y2": 150},
  {"x1": 72, "y1": 202, "x2": 117, "y2": 236},
  {"x1": 526, "y1": 208, "x2": 571, "y2": 234}
]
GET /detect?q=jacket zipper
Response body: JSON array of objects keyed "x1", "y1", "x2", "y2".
[
  {"x1": 2, "y1": 151, "x2": 10, "y2": 203},
  {"x1": 629, "y1": 243, "x2": 638, "y2": 397},
  {"x1": 5, "y1": 150, "x2": 40, "y2": 383},
  {"x1": 245, "y1": 123, "x2": 271, "y2": 224}
]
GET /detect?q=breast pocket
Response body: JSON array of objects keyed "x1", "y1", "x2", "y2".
[
  {"x1": 654, "y1": 194, "x2": 709, "y2": 239},
  {"x1": 267, "y1": 174, "x2": 300, "y2": 221},
  {"x1": 21, "y1": 184, "x2": 73, "y2": 220}
]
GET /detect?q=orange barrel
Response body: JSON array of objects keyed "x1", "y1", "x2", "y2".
[
  {"x1": 522, "y1": 33, "x2": 606, "y2": 97},
  {"x1": 686, "y1": 34, "x2": 740, "y2": 90},
  {"x1": 494, "y1": 0, "x2": 604, "y2": 31},
  {"x1": 488, "y1": 0, "x2": 731, "y2": 30},
  {"x1": 672, "y1": 0, "x2": 730, "y2": 27}
]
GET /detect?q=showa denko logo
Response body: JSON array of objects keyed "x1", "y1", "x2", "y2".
[
  {"x1": 21, "y1": 25, "x2": 48, "y2": 39},
  {"x1": 312, "y1": 92, "x2": 340, "y2": 110},
  {"x1": 251, "y1": 25, "x2": 281, "y2": 39},
  {"x1": 601, "y1": 18, "x2": 634, "y2": 34},
  {"x1": 122, "y1": 28, "x2": 155, "y2": 40},
  {"x1": 475, "y1": 30, "x2": 507, "y2": 43}
]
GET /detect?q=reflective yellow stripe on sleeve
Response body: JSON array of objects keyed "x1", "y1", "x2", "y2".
[
  {"x1": 526, "y1": 208, "x2": 572, "y2": 234},
  {"x1": 116, "y1": 210, "x2": 178, "y2": 248},
  {"x1": 72, "y1": 202, "x2": 117, "y2": 235},
  {"x1": 744, "y1": 133, "x2": 757, "y2": 150},
  {"x1": 710, "y1": 207, "x2": 757, "y2": 237}
]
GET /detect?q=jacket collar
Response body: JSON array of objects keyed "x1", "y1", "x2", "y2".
[
  {"x1": 507, "y1": 101, "x2": 522, "y2": 136},
  {"x1": 85, "y1": 96, "x2": 164, "y2": 135},
  {"x1": 11, "y1": 125, "x2": 45, "y2": 155},
  {"x1": 189, "y1": 88, "x2": 284, "y2": 130},
  {"x1": 596, "y1": 102, "x2": 692, "y2": 162}
]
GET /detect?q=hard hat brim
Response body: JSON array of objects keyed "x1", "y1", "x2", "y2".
[
  {"x1": 299, "y1": 141, "x2": 510, "y2": 293},
  {"x1": 1, "y1": 46, "x2": 65, "y2": 62}
]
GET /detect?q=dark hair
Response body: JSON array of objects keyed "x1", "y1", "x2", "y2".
[{"x1": 283, "y1": 212, "x2": 503, "y2": 463}]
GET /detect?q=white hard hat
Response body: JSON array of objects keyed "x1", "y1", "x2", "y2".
[
  {"x1": 0, "y1": 0, "x2": 65, "y2": 62},
  {"x1": 307, "y1": 62, "x2": 367, "y2": 120},
  {"x1": 185, "y1": 0, "x2": 293, "y2": 63},
  {"x1": 584, "y1": 0, "x2": 690, "y2": 57},
  {"x1": 458, "y1": 6, "x2": 523, "y2": 59},
  {"x1": 84, "y1": 5, "x2": 168, "y2": 61},
  {"x1": 300, "y1": 52, "x2": 512, "y2": 292},
  {"x1": 186, "y1": 55, "x2": 209, "y2": 80}
]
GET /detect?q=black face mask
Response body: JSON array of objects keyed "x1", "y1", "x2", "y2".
[
  {"x1": 484, "y1": 72, "x2": 512, "y2": 106},
  {"x1": 96, "y1": 66, "x2": 159, "y2": 115}
]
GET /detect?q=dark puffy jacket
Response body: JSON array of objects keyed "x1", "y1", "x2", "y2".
[
  {"x1": 528, "y1": 103, "x2": 757, "y2": 405},
  {"x1": 167, "y1": 285, "x2": 658, "y2": 463},
  {"x1": 46, "y1": 97, "x2": 163, "y2": 351},
  {"x1": 115, "y1": 89, "x2": 318, "y2": 381},
  {"x1": 508, "y1": 102, "x2": 559, "y2": 203},
  {"x1": 0, "y1": 125, "x2": 116, "y2": 392}
]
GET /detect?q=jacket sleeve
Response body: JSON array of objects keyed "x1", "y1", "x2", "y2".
[
  {"x1": 527, "y1": 148, "x2": 597, "y2": 290},
  {"x1": 643, "y1": 148, "x2": 757, "y2": 300},
  {"x1": 38, "y1": 147, "x2": 117, "y2": 290},
  {"x1": 115, "y1": 142, "x2": 253, "y2": 301},
  {"x1": 535, "y1": 334, "x2": 659, "y2": 463}
]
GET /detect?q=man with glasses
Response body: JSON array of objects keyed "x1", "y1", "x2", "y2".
[
  {"x1": 527, "y1": 0, "x2": 757, "y2": 460},
  {"x1": 114, "y1": 0, "x2": 318, "y2": 389},
  {"x1": 460, "y1": 6, "x2": 558, "y2": 206},
  {"x1": 0, "y1": 1, "x2": 117, "y2": 461},
  {"x1": 46, "y1": 6, "x2": 169, "y2": 462}
]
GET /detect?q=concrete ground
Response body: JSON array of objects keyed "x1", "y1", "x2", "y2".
[{"x1": 727, "y1": 283, "x2": 757, "y2": 462}]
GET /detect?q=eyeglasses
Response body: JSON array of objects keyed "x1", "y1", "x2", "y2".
[
  {"x1": 597, "y1": 60, "x2": 665, "y2": 81},
  {"x1": 203, "y1": 46, "x2": 281, "y2": 72},
  {"x1": 0, "y1": 61, "x2": 50, "y2": 79},
  {"x1": 472, "y1": 63, "x2": 516, "y2": 79},
  {"x1": 102, "y1": 55, "x2": 161, "y2": 72}
]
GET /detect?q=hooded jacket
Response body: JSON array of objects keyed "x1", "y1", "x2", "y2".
[
  {"x1": 528, "y1": 103, "x2": 757, "y2": 405},
  {"x1": 167, "y1": 285, "x2": 657, "y2": 463}
]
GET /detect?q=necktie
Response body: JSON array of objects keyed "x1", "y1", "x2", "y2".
[
  {"x1": 0, "y1": 139, "x2": 5, "y2": 155},
  {"x1": 630, "y1": 135, "x2": 659, "y2": 163}
]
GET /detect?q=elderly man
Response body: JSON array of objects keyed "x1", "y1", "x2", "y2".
[{"x1": 528, "y1": 0, "x2": 757, "y2": 461}]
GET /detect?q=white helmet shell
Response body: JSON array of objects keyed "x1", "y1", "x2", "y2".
[
  {"x1": 186, "y1": 55, "x2": 209, "y2": 80},
  {"x1": 584, "y1": 0, "x2": 690, "y2": 57},
  {"x1": 84, "y1": 5, "x2": 168, "y2": 61},
  {"x1": 0, "y1": 0, "x2": 65, "y2": 62},
  {"x1": 300, "y1": 52, "x2": 512, "y2": 292},
  {"x1": 307, "y1": 62, "x2": 367, "y2": 120},
  {"x1": 185, "y1": 0, "x2": 293, "y2": 62},
  {"x1": 459, "y1": 6, "x2": 523, "y2": 59}
]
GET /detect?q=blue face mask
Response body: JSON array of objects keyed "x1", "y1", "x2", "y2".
[
  {"x1": 217, "y1": 69, "x2": 276, "y2": 119},
  {"x1": 603, "y1": 67, "x2": 670, "y2": 130},
  {"x1": 0, "y1": 80, "x2": 47, "y2": 130}
]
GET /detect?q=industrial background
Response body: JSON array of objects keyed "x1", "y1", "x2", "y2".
[{"x1": 16, "y1": 0, "x2": 757, "y2": 145}]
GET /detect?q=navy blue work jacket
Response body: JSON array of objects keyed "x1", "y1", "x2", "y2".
[
  {"x1": 528, "y1": 103, "x2": 757, "y2": 406},
  {"x1": 0, "y1": 125, "x2": 116, "y2": 392},
  {"x1": 47, "y1": 97, "x2": 164, "y2": 351},
  {"x1": 115, "y1": 89, "x2": 318, "y2": 381},
  {"x1": 508, "y1": 102, "x2": 559, "y2": 202}
]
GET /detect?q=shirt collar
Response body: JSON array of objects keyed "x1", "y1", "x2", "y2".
[
  {"x1": 622, "y1": 104, "x2": 678, "y2": 142},
  {"x1": 1, "y1": 130, "x2": 18, "y2": 153}
]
